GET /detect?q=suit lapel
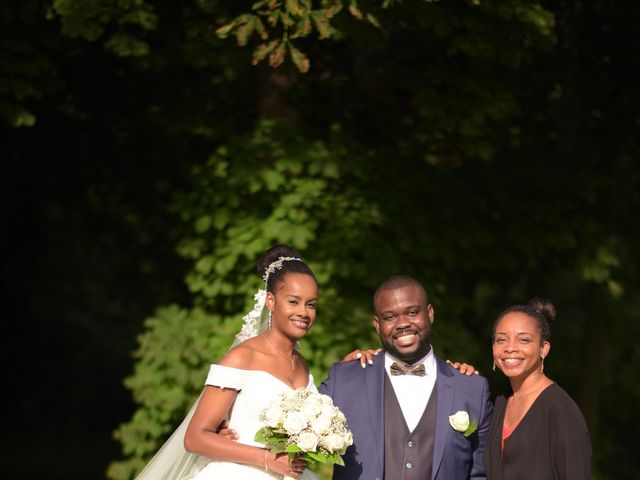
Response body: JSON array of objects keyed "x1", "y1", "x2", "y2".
[
  {"x1": 366, "y1": 355, "x2": 386, "y2": 469},
  {"x1": 432, "y1": 356, "x2": 454, "y2": 479}
]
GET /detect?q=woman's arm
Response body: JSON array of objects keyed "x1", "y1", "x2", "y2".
[
  {"x1": 340, "y1": 348, "x2": 479, "y2": 375},
  {"x1": 183, "y1": 348, "x2": 308, "y2": 477}
]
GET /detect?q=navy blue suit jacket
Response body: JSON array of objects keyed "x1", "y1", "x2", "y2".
[{"x1": 319, "y1": 354, "x2": 492, "y2": 480}]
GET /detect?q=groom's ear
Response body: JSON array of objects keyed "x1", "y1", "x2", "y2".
[
  {"x1": 372, "y1": 316, "x2": 380, "y2": 334},
  {"x1": 427, "y1": 304, "x2": 434, "y2": 325}
]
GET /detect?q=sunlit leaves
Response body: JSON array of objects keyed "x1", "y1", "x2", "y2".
[
  {"x1": 2, "y1": 105, "x2": 36, "y2": 127},
  {"x1": 51, "y1": 0, "x2": 157, "y2": 56},
  {"x1": 252, "y1": 38, "x2": 280, "y2": 65},
  {"x1": 215, "y1": 0, "x2": 386, "y2": 72},
  {"x1": 581, "y1": 244, "x2": 623, "y2": 298},
  {"x1": 108, "y1": 120, "x2": 385, "y2": 479},
  {"x1": 348, "y1": 0, "x2": 363, "y2": 20},
  {"x1": 108, "y1": 305, "x2": 241, "y2": 479},
  {"x1": 288, "y1": 41, "x2": 310, "y2": 72}
]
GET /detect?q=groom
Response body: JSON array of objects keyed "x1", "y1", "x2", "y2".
[{"x1": 319, "y1": 275, "x2": 493, "y2": 480}]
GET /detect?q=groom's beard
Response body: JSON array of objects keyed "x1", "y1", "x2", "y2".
[{"x1": 379, "y1": 333, "x2": 431, "y2": 365}]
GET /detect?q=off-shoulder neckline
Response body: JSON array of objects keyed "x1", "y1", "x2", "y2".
[{"x1": 211, "y1": 364, "x2": 314, "y2": 390}]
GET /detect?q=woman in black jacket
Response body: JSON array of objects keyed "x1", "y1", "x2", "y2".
[{"x1": 484, "y1": 298, "x2": 591, "y2": 480}]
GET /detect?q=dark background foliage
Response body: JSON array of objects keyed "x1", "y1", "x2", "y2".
[{"x1": 2, "y1": 1, "x2": 639, "y2": 479}]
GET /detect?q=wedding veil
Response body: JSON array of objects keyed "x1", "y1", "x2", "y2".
[{"x1": 134, "y1": 290, "x2": 272, "y2": 480}]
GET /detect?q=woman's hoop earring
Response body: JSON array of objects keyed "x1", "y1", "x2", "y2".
[
  {"x1": 540, "y1": 356, "x2": 545, "y2": 373},
  {"x1": 492, "y1": 361, "x2": 496, "y2": 372}
]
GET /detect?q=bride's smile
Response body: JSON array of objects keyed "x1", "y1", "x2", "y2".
[{"x1": 267, "y1": 273, "x2": 318, "y2": 338}]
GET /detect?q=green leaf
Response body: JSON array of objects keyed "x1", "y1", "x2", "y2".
[
  {"x1": 11, "y1": 109, "x2": 36, "y2": 127},
  {"x1": 270, "y1": 443, "x2": 287, "y2": 454},
  {"x1": 194, "y1": 255, "x2": 214, "y2": 274},
  {"x1": 306, "y1": 450, "x2": 328, "y2": 463},
  {"x1": 261, "y1": 170, "x2": 286, "y2": 191},
  {"x1": 285, "y1": 0, "x2": 306, "y2": 17},
  {"x1": 269, "y1": 41, "x2": 286, "y2": 68},
  {"x1": 194, "y1": 216, "x2": 212, "y2": 233},
  {"x1": 366, "y1": 12, "x2": 381, "y2": 28},
  {"x1": 464, "y1": 420, "x2": 477, "y2": 437},
  {"x1": 288, "y1": 42, "x2": 310, "y2": 73},
  {"x1": 251, "y1": 39, "x2": 280, "y2": 65},
  {"x1": 348, "y1": 0, "x2": 363, "y2": 20},
  {"x1": 254, "y1": 428, "x2": 267, "y2": 443},
  {"x1": 213, "y1": 209, "x2": 230, "y2": 230},
  {"x1": 215, "y1": 21, "x2": 236, "y2": 38}
]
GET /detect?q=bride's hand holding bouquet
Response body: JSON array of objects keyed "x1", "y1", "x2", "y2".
[{"x1": 256, "y1": 387, "x2": 353, "y2": 479}]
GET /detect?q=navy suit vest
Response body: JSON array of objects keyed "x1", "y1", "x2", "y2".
[{"x1": 383, "y1": 372, "x2": 437, "y2": 480}]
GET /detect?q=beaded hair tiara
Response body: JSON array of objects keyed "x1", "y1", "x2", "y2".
[{"x1": 261, "y1": 256, "x2": 303, "y2": 282}]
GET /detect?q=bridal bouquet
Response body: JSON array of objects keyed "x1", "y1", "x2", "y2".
[{"x1": 255, "y1": 387, "x2": 353, "y2": 472}]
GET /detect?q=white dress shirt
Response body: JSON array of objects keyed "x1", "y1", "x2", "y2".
[{"x1": 384, "y1": 349, "x2": 437, "y2": 432}]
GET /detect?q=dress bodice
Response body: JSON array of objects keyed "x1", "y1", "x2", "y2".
[{"x1": 206, "y1": 365, "x2": 317, "y2": 447}]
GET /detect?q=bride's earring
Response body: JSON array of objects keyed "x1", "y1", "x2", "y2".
[{"x1": 268, "y1": 310, "x2": 272, "y2": 331}]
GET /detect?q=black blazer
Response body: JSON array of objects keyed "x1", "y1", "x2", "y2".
[{"x1": 484, "y1": 383, "x2": 591, "y2": 480}]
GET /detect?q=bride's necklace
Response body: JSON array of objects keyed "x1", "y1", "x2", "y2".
[{"x1": 263, "y1": 334, "x2": 296, "y2": 371}]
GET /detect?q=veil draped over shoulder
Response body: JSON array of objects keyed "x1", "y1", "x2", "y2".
[{"x1": 135, "y1": 290, "x2": 271, "y2": 480}]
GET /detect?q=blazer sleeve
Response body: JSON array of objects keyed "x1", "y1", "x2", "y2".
[{"x1": 470, "y1": 376, "x2": 493, "y2": 480}]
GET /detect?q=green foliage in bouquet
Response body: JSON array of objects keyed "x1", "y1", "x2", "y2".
[
  {"x1": 254, "y1": 388, "x2": 353, "y2": 468},
  {"x1": 255, "y1": 428, "x2": 345, "y2": 466}
]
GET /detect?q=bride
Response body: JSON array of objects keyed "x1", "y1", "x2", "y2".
[{"x1": 136, "y1": 244, "x2": 320, "y2": 479}]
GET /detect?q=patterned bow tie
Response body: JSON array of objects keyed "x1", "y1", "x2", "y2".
[{"x1": 390, "y1": 362, "x2": 426, "y2": 377}]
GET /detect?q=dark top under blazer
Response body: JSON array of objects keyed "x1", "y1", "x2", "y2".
[{"x1": 484, "y1": 383, "x2": 591, "y2": 480}]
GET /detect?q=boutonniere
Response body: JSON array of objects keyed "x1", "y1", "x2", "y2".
[{"x1": 449, "y1": 410, "x2": 477, "y2": 437}]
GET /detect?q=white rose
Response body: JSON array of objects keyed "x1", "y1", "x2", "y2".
[
  {"x1": 343, "y1": 430, "x2": 353, "y2": 447},
  {"x1": 323, "y1": 433, "x2": 345, "y2": 452},
  {"x1": 283, "y1": 411, "x2": 307, "y2": 435},
  {"x1": 319, "y1": 394, "x2": 334, "y2": 406},
  {"x1": 302, "y1": 396, "x2": 323, "y2": 418},
  {"x1": 310, "y1": 414, "x2": 333, "y2": 434},
  {"x1": 297, "y1": 431, "x2": 319, "y2": 452},
  {"x1": 264, "y1": 404, "x2": 283, "y2": 428},
  {"x1": 335, "y1": 430, "x2": 353, "y2": 454},
  {"x1": 336, "y1": 409, "x2": 347, "y2": 424},
  {"x1": 449, "y1": 410, "x2": 470, "y2": 433},
  {"x1": 320, "y1": 403, "x2": 338, "y2": 421}
]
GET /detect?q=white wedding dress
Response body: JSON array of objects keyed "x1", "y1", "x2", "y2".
[{"x1": 190, "y1": 365, "x2": 320, "y2": 480}]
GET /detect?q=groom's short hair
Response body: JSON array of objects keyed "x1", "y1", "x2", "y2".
[{"x1": 373, "y1": 275, "x2": 428, "y2": 308}]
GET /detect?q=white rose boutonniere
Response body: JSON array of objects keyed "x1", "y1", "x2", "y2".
[{"x1": 449, "y1": 410, "x2": 477, "y2": 437}]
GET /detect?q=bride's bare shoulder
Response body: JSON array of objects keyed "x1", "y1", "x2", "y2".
[{"x1": 219, "y1": 336, "x2": 266, "y2": 369}]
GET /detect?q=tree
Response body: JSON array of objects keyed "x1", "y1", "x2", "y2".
[
  {"x1": 106, "y1": 3, "x2": 564, "y2": 478},
  {"x1": 2, "y1": 1, "x2": 638, "y2": 479}
]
